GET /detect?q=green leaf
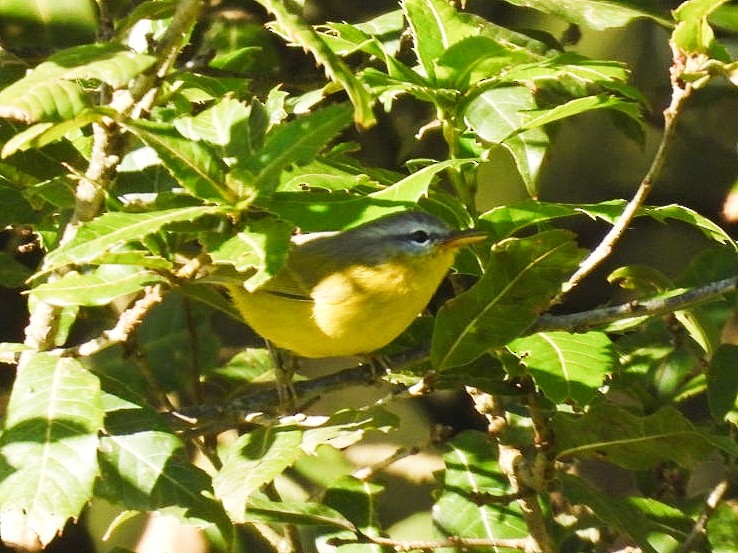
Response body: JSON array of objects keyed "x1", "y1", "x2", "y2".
[
  {"x1": 256, "y1": 0, "x2": 376, "y2": 128},
  {"x1": 560, "y1": 474, "x2": 658, "y2": 553},
  {"x1": 498, "y1": 0, "x2": 670, "y2": 30},
  {"x1": 41, "y1": 206, "x2": 221, "y2": 272},
  {"x1": 707, "y1": 502, "x2": 738, "y2": 553},
  {"x1": 242, "y1": 103, "x2": 354, "y2": 194},
  {"x1": 434, "y1": 431, "x2": 527, "y2": 544},
  {"x1": 122, "y1": 120, "x2": 235, "y2": 203},
  {"x1": 0, "y1": 44, "x2": 156, "y2": 122},
  {"x1": 262, "y1": 159, "x2": 474, "y2": 232},
  {"x1": 401, "y1": 0, "x2": 481, "y2": 81},
  {"x1": 463, "y1": 86, "x2": 549, "y2": 195},
  {"x1": 553, "y1": 404, "x2": 738, "y2": 469},
  {"x1": 213, "y1": 426, "x2": 304, "y2": 522},
  {"x1": 0, "y1": 252, "x2": 32, "y2": 288},
  {"x1": 0, "y1": 353, "x2": 103, "y2": 546},
  {"x1": 511, "y1": 95, "x2": 643, "y2": 138},
  {"x1": 174, "y1": 97, "x2": 253, "y2": 155},
  {"x1": 96, "y1": 373, "x2": 228, "y2": 530},
  {"x1": 436, "y1": 36, "x2": 531, "y2": 89},
  {"x1": 243, "y1": 497, "x2": 358, "y2": 531},
  {"x1": 1, "y1": 108, "x2": 109, "y2": 158},
  {"x1": 707, "y1": 344, "x2": 738, "y2": 421},
  {"x1": 479, "y1": 200, "x2": 738, "y2": 247},
  {"x1": 322, "y1": 476, "x2": 384, "y2": 544},
  {"x1": 646, "y1": 204, "x2": 737, "y2": 250},
  {"x1": 205, "y1": 216, "x2": 294, "y2": 291},
  {"x1": 508, "y1": 331, "x2": 616, "y2": 405},
  {"x1": 301, "y1": 407, "x2": 399, "y2": 454},
  {"x1": 31, "y1": 267, "x2": 167, "y2": 307},
  {"x1": 432, "y1": 229, "x2": 585, "y2": 370}
]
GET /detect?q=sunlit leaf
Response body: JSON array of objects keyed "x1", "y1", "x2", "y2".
[
  {"x1": 213, "y1": 426, "x2": 304, "y2": 522},
  {"x1": 42, "y1": 206, "x2": 222, "y2": 272},
  {"x1": 508, "y1": 331, "x2": 616, "y2": 405},
  {"x1": 0, "y1": 44, "x2": 155, "y2": 122},
  {"x1": 31, "y1": 267, "x2": 166, "y2": 307},
  {"x1": 0, "y1": 353, "x2": 103, "y2": 546},
  {"x1": 560, "y1": 474, "x2": 658, "y2": 553},
  {"x1": 122, "y1": 120, "x2": 235, "y2": 203},
  {"x1": 498, "y1": 0, "x2": 670, "y2": 30},
  {"x1": 553, "y1": 404, "x2": 738, "y2": 469},
  {"x1": 432, "y1": 230, "x2": 585, "y2": 369}
]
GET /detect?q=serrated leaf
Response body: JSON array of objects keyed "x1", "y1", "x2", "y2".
[
  {"x1": 42, "y1": 206, "x2": 221, "y2": 272},
  {"x1": 301, "y1": 407, "x2": 399, "y2": 454},
  {"x1": 96, "y1": 376, "x2": 228, "y2": 530},
  {"x1": 0, "y1": 353, "x2": 103, "y2": 546},
  {"x1": 646, "y1": 204, "x2": 737, "y2": 250},
  {"x1": 464, "y1": 86, "x2": 549, "y2": 195},
  {"x1": 436, "y1": 36, "x2": 531, "y2": 89},
  {"x1": 213, "y1": 426, "x2": 304, "y2": 522},
  {"x1": 205, "y1": 216, "x2": 293, "y2": 291},
  {"x1": 499, "y1": 0, "x2": 670, "y2": 30},
  {"x1": 508, "y1": 331, "x2": 616, "y2": 405},
  {"x1": 31, "y1": 268, "x2": 167, "y2": 307},
  {"x1": 707, "y1": 502, "x2": 738, "y2": 553},
  {"x1": 553, "y1": 405, "x2": 738, "y2": 469},
  {"x1": 257, "y1": 0, "x2": 376, "y2": 128},
  {"x1": 480, "y1": 200, "x2": 738, "y2": 247},
  {"x1": 174, "y1": 97, "x2": 253, "y2": 155},
  {"x1": 707, "y1": 344, "x2": 738, "y2": 421},
  {"x1": 262, "y1": 159, "x2": 475, "y2": 233},
  {"x1": 243, "y1": 497, "x2": 358, "y2": 531},
  {"x1": 2, "y1": 108, "x2": 110, "y2": 158},
  {"x1": 243, "y1": 103, "x2": 354, "y2": 194},
  {"x1": 323, "y1": 475, "x2": 384, "y2": 536},
  {"x1": 510, "y1": 94, "x2": 643, "y2": 139},
  {"x1": 560, "y1": 474, "x2": 658, "y2": 553},
  {"x1": 401, "y1": 0, "x2": 481, "y2": 81},
  {"x1": 122, "y1": 120, "x2": 234, "y2": 202},
  {"x1": 434, "y1": 431, "x2": 527, "y2": 544},
  {"x1": 432, "y1": 230, "x2": 586, "y2": 370},
  {"x1": 0, "y1": 44, "x2": 156, "y2": 122}
]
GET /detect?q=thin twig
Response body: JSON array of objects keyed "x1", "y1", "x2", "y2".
[
  {"x1": 532, "y1": 276, "x2": 738, "y2": 333},
  {"x1": 70, "y1": 285, "x2": 165, "y2": 358},
  {"x1": 558, "y1": 46, "x2": 694, "y2": 297},
  {"x1": 677, "y1": 480, "x2": 729, "y2": 553},
  {"x1": 329, "y1": 533, "x2": 537, "y2": 552}
]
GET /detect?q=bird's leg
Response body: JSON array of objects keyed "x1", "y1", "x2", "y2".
[
  {"x1": 365, "y1": 354, "x2": 392, "y2": 381},
  {"x1": 268, "y1": 342, "x2": 297, "y2": 413}
]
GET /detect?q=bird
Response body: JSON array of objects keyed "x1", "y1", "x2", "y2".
[{"x1": 227, "y1": 210, "x2": 487, "y2": 359}]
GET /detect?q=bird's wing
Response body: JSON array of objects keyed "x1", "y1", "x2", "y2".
[{"x1": 258, "y1": 261, "x2": 315, "y2": 302}]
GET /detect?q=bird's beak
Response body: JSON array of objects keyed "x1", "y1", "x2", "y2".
[{"x1": 440, "y1": 228, "x2": 488, "y2": 249}]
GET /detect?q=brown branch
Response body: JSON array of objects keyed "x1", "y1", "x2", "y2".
[
  {"x1": 558, "y1": 44, "x2": 694, "y2": 297},
  {"x1": 676, "y1": 480, "x2": 729, "y2": 553},
  {"x1": 329, "y1": 533, "x2": 537, "y2": 552}
]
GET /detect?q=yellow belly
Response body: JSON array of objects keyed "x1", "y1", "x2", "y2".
[{"x1": 228, "y1": 254, "x2": 455, "y2": 358}]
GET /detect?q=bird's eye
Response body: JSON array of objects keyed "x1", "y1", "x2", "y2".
[{"x1": 409, "y1": 229, "x2": 431, "y2": 243}]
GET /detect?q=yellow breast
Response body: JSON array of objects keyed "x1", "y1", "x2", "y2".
[{"x1": 228, "y1": 249, "x2": 456, "y2": 358}]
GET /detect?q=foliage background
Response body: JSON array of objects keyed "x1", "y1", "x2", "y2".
[{"x1": 1, "y1": 1, "x2": 738, "y2": 552}]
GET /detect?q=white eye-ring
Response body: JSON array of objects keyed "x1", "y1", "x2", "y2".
[{"x1": 409, "y1": 229, "x2": 431, "y2": 243}]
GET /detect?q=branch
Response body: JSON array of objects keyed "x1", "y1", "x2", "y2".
[
  {"x1": 69, "y1": 285, "x2": 165, "y2": 358},
  {"x1": 176, "y1": 275, "x2": 738, "y2": 430},
  {"x1": 676, "y1": 480, "x2": 729, "y2": 553},
  {"x1": 558, "y1": 44, "x2": 694, "y2": 297},
  {"x1": 532, "y1": 276, "x2": 738, "y2": 333},
  {"x1": 329, "y1": 533, "x2": 537, "y2": 552}
]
